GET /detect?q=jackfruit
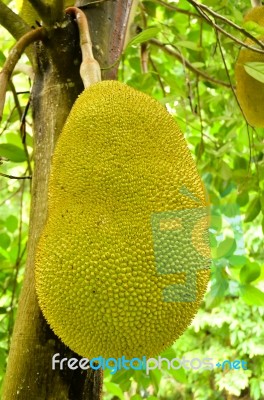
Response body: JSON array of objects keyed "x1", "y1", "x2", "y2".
[
  {"x1": 35, "y1": 80, "x2": 211, "y2": 359},
  {"x1": 235, "y1": 6, "x2": 264, "y2": 127}
]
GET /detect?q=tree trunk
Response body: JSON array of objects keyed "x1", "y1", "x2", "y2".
[{"x1": 2, "y1": 1, "x2": 134, "y2": 399}]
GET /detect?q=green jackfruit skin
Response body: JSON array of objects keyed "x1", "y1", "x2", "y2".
[
  {"x1": 35, "y1": 81, "x2": 211, "y2": 359},
  {"x1": 235, "y1": 6, "x2": 264, "y2": 127}
]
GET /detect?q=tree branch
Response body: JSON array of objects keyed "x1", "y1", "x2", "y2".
[
  {"x1": 0, "y1": 28, "x2": 45, "y2": 121},
  {"x1": 188, "y1": 0, "x2": 264, "y2": 54},
  {"x1": 0, "y1": 1, "x2": 30, "y2": 40},
  {"x1": 152, "y1": 0, "x2": 200, "y2": 17},
  {"x1": 149, "y1": 39, "x2": 232, "y2": 88},
  {"x1": 51, "y1": 0, "x2": 65, "y2": 22},
  {"x1": 187, "y1": 0, "x2": 264, "y2": 51},
  {"x1": 27, "y1": 0, "x2": 51, "y2": 25},
  {"x1": 28, "y1": 0, "x2": 65, "y2": 26}
]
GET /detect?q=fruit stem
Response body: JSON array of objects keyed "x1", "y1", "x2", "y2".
[{"x1": 65, "y1": 7, "x2": 101, "y2": 87}]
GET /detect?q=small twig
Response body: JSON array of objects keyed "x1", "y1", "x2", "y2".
[
  {"x1": 149, "y1": 39, "x2": 232, "y2": 88},
  {"x1": 0, "y1": 27, "x2": 45, "y2": 121},
  {"x1": 214, "y1": 29, "x2": 243, "y2": 114},
  {"x1": 195, "y1": 77, "x2": 204, "y2": 162},
  {"x1": 152, "y1": 0, "x2": 200, "y2": 18},
  {"x1": 214, "y1": 28, "x2": 252, "y2": 167},
  {"x1": 139, "y1": 2, "x2": 148, "y2": 74},
  {"x1": 78, "y1": 0, "x2": 111, "y2": 8},
  {"x1": 149, "y1": 55, "x2": 166, "y2": 96},
  {"x1": 20, "y1": 97, "x2": 32, "y2": 144},
  {"x1": 0, "y1": 184, "x2": 23, "y2": 207},
  {"x1": 66, "y1": 7, "x2": 101, "y2": 87},
  {"x1": 0, "y1": 173, "x2": 32, "y2": 180},
  {"x1": 185, "y1": 62, "x2": 195, "y2": 114},
  {"x1": 0, "y1": 107, "x2": 17, "y2": 136},
  {"x1": 187, "y1": 0, "x2": 264, "y2": 53},
  {"x1": 9, "y1": 80, "x2": 23, "y2": 120},
  {"x1": 140, "y1": 43, "x2": 149, "y2": 73}
]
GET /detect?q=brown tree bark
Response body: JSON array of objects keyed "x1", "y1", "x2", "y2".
[{"x1": 2, "y1": 1, "x2": 135, "y2": 399}]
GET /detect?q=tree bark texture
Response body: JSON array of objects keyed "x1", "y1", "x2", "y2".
[{"x1": 2, "y1": 1, "x2": 135, "y2": 399}]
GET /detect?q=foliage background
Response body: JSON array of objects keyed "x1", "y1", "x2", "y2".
[{"x1": 0, "y1": 0, "x2": 264, "y2": 399}]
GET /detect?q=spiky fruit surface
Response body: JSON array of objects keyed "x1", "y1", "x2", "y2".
[
  {"x1": 235, "y1": 6, "x2": 264, "y2": 127},
  {"x1": 35, "y1": 81, "x2": 210, "y2": 359}
]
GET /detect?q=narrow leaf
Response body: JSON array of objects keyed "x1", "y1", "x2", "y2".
[
  {"x1": 126, "y1": 27, "x2": 160, "y2": 48},
  {"x1": 244, "y1": 62, "x2": 264, "y2": 83}
]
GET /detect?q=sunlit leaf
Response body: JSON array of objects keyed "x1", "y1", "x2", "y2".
[
  {"x1": 240, "y1": 284, "x2": 264, "y2": 306},
  {"x1": 0, "y1": 144, "x2": 26, "y2": 163},
  {"x1": 244, "y1": 62, "x2": 264, "y2": 83},
  {"x1": 126, "y1": 27, "x2": 160, "y2": 48},
  {"x1": 240, "y1": 262, "x2": 261, "y2": 284}
]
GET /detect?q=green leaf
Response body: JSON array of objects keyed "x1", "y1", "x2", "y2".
[
  {"x1": 111, "y1": 369, "x2": 133, "y2": 385},
  {"x1": 234, "y1": 156, "x2": 248, "y2": 169},
  {"x1": 5, "y1": 215, "x2": 18, "y2": 233},
  {"x1": 220, "y1": 160, "x2": 232, "y2": 180},
  {"x1": 0, "y1": 233, "x2": 11, "y2": 249},
  {"x1": 244, "y1": 196, "x2": 261, "y2": 222},
  {"x1": 0, "y1": 307, "x2": 7, "y2": 314},
  {"x1": 167, "y1": 366, "x2": 187, "y2": 384},
  {"x1": 210, "y1": 214, "x2": 222, "y2": 232},
  {"x1": 142, "y1": 1, "x2": 157, "y2": 17},
  {"x1": 0, "y1": 347, "x2": 7, "y2": 373},
  {"x1": 228, "y1": 255, "x2": 247, "y2": 267},
  {"x1": 244, "y1": 62, "x2": 264, "y2": 83},
  {"x1": 104, "y1": 382, "x2": 125, "y2": 400},
  {"x1": 160, "y1": 346, "x2": 176, "y2": 359},
  {"x1": 0, "y1": 143, "x2": 26, "y2": 162},
  {"x1": 216, "y1": 237, "x2": 236, "y2": 259},
  {"x1": 149, "y1": 368, "x2": 162, "y2": 393},
  {"x1": 240, "y1": 262, "x2": 261, "y2": 284},
  {"x1": 240, "y1": 284, "x2": 264, "y2": 306},
  {"x1": 243, "y1": 21, "x2": 264, "y2": 36},
  {"x1": 206, "y1": 278, "x2": 228, "y2": 308},
  {"x1": 0, "y1": 247, "x2": 10, "y2": 261},
  {"x1": 126, "y1": 27, "x2": 160, "y2": 48},
  {"x1": 176, "y1": 41, "x2": 202, "y2": 51},
  {"x1": 0, "y1": 51, "x2": 6, "y2": 66},
  {"x1": 237, "y1": 192, "x2": 249, "y2": 207}
]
